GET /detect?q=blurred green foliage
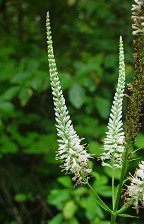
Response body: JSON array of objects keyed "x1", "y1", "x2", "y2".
[{"x1": 0, "y1": 0, "x2": 143, "y2": 223}]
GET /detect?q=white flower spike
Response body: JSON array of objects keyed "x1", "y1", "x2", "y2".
[
  {"x1": 46, "y1": 12, "x2": 92, "y2": 184},
  {"x1": 100, "y1": 36, "x2": 125, "y2": 169},
  {"x1": 124, "y1": 161, "x2": 144, "y2": 213}
]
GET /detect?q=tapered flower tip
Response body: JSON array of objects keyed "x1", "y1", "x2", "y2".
[
  {"x1": 46, "y1": 12, "x2": 92, "y2": 184},
  {"x1": 99, "y1": 36, "x2": 125, "y2": 169}
]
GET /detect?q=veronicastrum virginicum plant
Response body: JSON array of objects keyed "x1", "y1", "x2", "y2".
[{"x1": 46, "y1": 1, "x2": 144, "y2": 223}]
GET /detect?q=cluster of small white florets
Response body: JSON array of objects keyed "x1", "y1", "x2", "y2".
[
  {"x1": 131, "y1": 0, "x2": 144, "y2": 35},
  {"x1": 100, "y1": 37, "x2": 125, "y2": 169},
  {"x1": 46, "y1": 12, "x2": 92, "y2": 184},
  {"x1": 124, "y1": 161, "x2": 144, "y2": 213}
]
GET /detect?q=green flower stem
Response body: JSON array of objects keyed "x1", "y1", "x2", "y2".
[
  {"x1": 112, "y1": 164, "x2": 115, "y2": 210},
  {"x1": 110, "y1": 146, "x2": 129, "y2": 224},
  {"x1": 85, "y1": 179, "x2": 112, "y2": 214},
  {"x1": 110, "y1": 213, "x2": 117, "y2": 224},
  {"x1": 114, "y1": 164, "x2": 126, "y2": 211},
  {"x1": 109, "y1": 144, "x2": 130, "y2": 224}
]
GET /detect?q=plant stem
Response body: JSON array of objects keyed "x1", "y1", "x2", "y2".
[
  {"x1": 109, "y1": 146, "x2": 129, "y2": 223},
  {"x1": 110, "y1": 213, "x2": 117, "y2": 224},
  {"x1": 85, "y1": 179, "x2": 112, "y2": 214},
  {"x1": 113, "y1": 146, "x2": 129, "y2": 214},
  {"x1": 112, "y1": 161, "x2": 115, "y2": 210}
]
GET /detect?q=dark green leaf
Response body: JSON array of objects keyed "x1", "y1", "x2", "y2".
[
  {"x1": 0, "y1": 101, "x2": 14, "y2": 113},
  {"x1": 47, "y1": 189, "x2": 71, "y2": 210},
  {"x1": 48, "y1": 214, "x2": 63, "y2": 224},
  {"x1": 2, "y1": 86, "x2": 20, "y2": 100},
  {"x1": 117, "y1": 213, "x2": 139, "y2": 218},
  {"x1": 89, "y1": 141, "x2": 102, "y2": 157},
  {"x1": 57, "y1": 176, "x2": 72, "y2": 188},
  {"x1": 95, "y1": 96, "x2": 110, "y2": 119},
  {"x1": 63, "y1": 200, "x2": 78, "y2": 220},
  {"x1": 134, "y1": 133, "x2": 144, "y2": 148},
  {"x1": 14, "y1": 193, "x2": 27, "y2": 202},
  {"x1": 68, "y1": 83, "x2": 86, "y2": 108}
]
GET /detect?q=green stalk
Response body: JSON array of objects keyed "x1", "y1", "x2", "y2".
[
  {"x1": 110, "y1": 160, "x2": 116, "y2": 223},
  {"x1": 110, "y1": 213, "x2": 117, "y2": 224},
  {"x1": 110, "y1": 146, "x2": 130, "y2": 224},
  {"x1": 85, "y1": 179, "x2": 112, "y2": 214},
  {"x1": 112, "y1": 160, "x2": 115, "y2": 210},
  {"x1": 113, "y1": 146, "x2": 129, "y2": 215}
]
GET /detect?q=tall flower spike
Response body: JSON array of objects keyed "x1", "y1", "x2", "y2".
[
  {"x1": 124, "y1": 161, "x2": 144, "y2": 214},
  {"x1": 131, "y1": 0, "x2": 144, "y2": 35},
  {"x1": 100, "y1": 37, "x2": 125, "y2": 168},
  {"x1": 46, "y1": 12, "x2": 92, "y2": 184}
]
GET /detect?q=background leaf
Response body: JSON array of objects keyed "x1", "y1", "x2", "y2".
[
  {"x1": 68, "y1": 83, "x2": 86, "y2": 108},
  {"x1": 63, "y1": 200, "x2": 78, "y2": 220},
  {"x1": 95, "y1": 96, "x2": 111, "y2": 119}
]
